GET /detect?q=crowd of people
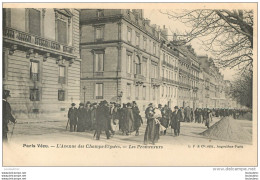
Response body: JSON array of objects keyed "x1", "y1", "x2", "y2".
[{"x1": 68, "y1": 101, "x2": 250, "y2": 145}]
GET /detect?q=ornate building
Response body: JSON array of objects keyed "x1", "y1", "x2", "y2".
[
  {"x1": 3, "y1": 8, "x2": 81, "y2": 117},
  {"x1": 80, "y1": 9, "x2": 161, "y2": 112},
  {"x1": 159, "y1": 27, "x2": 179, "y2": 109},
  {"x1": 197, "y1": 55, "x2": 226, "y2": 108}
]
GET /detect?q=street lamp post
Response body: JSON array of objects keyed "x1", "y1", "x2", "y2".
[{"x1": 83, "y1": 86, "x2": 86, "y2": 104}]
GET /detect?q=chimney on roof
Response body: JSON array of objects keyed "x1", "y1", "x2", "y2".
[
  {"x1": 144, "y1": 18, "x2": 150, "y2": 25},
  {"x1": 173, "y1": 33, "x2": 177, "y2": 41},
  {"x1": 132, "y1": 9, "x2": 143, "y2": 19},
  {"x1": 161, "y1": 25, "x2": 168, "y2": 40}
]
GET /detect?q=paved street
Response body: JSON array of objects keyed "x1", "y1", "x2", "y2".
[{"x1": 7, "y1": 116, "x2": 252, "y2": 147}]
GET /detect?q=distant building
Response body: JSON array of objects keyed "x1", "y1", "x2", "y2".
[
  {"x1": 80, "y1": 9, "x2": 161, "y2": 111},
  {"x1": 198, "y1": 55, "x2": 226, "y2": 108},
  {"x1": 159, "y1": 26, "x2": 179, "y2": 109},
  {"x1": 3, "y1": 8, "x2": 81, "y2": 117},
  {"x1": 168, "y1": 44, "x2": 200, "y2": 109}
]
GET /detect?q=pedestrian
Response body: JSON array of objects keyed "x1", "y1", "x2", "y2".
[
  {"x1": 118, "y1": 103, "x2": 126, "y2": 134},
  {"x1": 125, "y1": 103, "x2": 135, "y2": 135},
  {"x1": 160, "y1": 105, "x2": 171, "y2": 135},
  {"x1": 77, "y1": 103, "x2": 87, "y2": 132},
  {"x1": 85, "y1": 101, "x2": 92, "y2": 131},
  {"x1": 109, "y1": 102, "x2": 117, "y2": 135},
  {"x1": 3, "y1": 90, "x2": 16, "y2": 142},
  {"x1": 95, "y1": 100, "x2": 111, "y2": 140},
  {"x1": 68, "y1": 103, "x2": 78, "y2": 132},
  {"x1": 144, "y1": 105, "x2": 160, "y2": 145},
  {"x1": 90, "y1": 103, "x2": 97, "y2": 130},
  {"x1": 205, "y1": 109, "x2": 211, "y2": 129},
  {"x1": 170, "y1": 106, "x2": 182, "y2": 136},
  {"x1": 132, "y1": 101, "x2": 143, "y2": 136}
]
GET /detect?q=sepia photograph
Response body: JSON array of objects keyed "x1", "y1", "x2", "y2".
[{"x1": 1, "y1": 3, "x2": 257, "y2": 168}]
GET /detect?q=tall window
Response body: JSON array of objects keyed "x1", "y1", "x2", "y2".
[
  {"x1": 58, "y1": 90, "x2": 65, "y2": 101},
  {"x1": 30, "y1": 88, "x2": 40, "y2": 101},
  {"x1": 135, "y1": 85, "x2": 139, "y2": 99},
  {"x1": 58, "y1": 66, "x2": 66, "y2": 84},
  {"x1": 161, "y1": 86, "x2": 164, "y2": 97},
  {"x1": 95, "y1": 83, "x2": 103, "y2": 99},
  {"x1": 126, "y1": 53, "x2": 132, "y2": 73},
  {"x1": 162, "y1": 69, "x2": 165, "y2": 78},
  {"x1": 153, "y1": 42, "x2": 156, "y2": 55},
  {"x1": 143, "y1": 86, "x2": 146, "y2": 100},
  {"x1": 127, "y1": 27, "x2": 132, "y2": 43},
  {"x1": 29, "y1": 9, "x2": 41, "y2": 36},
  {"x1": 142, "y1": 59, "x2": 147, "y2": 77},
  {"x1": 95, "y1": 26, "x2": 104, "y2": 41},
  {"x1": 95, "y1": 53, "x2": 104, "y2": 72},
  {"x1": 97, "y1": 9, "x2": 104, "y2": 17},
  {"x1": 30, "y1": 61, "x2": 39, "y2": 81},
  {"x1": 143, "y1": 37, "x2": 147, "y2": 51},
  {"x1": 136, "y1": 33, "x2": 140, "y2": 46},
  {"x1": 57, "y1": 19, "x2": 67, "y2": 44},
  {"x1": 135, "y1": 56, "x2": 141, "y2": 75},
  {"x1": 126, "y1": 83, "x2": 131, "y2": 99}
]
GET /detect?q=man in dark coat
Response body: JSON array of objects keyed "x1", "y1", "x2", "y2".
[
  {"x1": 95, "y1": 101, "x2": 111, "y2": 140},
  {"x1": 118, "y1": 104, "x2": 126, "y2": 134},
  {"x1": 77, "y1": 103, "x2": 87, "y2": 132},
  {"x1": 125, "y1": 103, "x2": 135, "y2": 135},
  {"x1": 160, "y1": 105, "x2": 171, "y2": 135},
  {"x1": 3, "y1": 90, "x2": 16, "y2": 142},
  {"x1": 68, "y1": 103, "x2": 78, "y2": 132},
  {"x1": 85, "y1": 101, "x2": 92, "y2": 131},
  {"x1": 132, "y1": 101, "x2": 143, "y2": 136},
  {"x1": 90, "y1": 103, "x2": 97, "y2": 130},
  {"x1": 171, "y1": 106, "x2": 182, "y2": 136}
]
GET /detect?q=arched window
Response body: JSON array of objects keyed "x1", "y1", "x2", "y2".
[{"x1": 135, "y1": 55, "x2": 141, "y2": 74}]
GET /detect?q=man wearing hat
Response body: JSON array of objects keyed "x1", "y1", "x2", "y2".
[
  {"x1": 77, "y1": 103, "x2": 87, "y2": 132},
  {"x1": 3, "y1": 90, "x2": 16, "y2": 142},
  {"x1": 95, "y1": 100, "x2": 111, "y2": 140},
  {"x1": 90, "y1": 103, "x2": 97, "y2": 130},
  {"x1": 68, "y1": 103, "x2": 78, "y2": 132},
  {"x1": 85, "y1": 101, "x2": 92, "y2": 131},
  {"x1": 170, "y1": 106, "x2": 182, "y2": 136},
  {"x1": 132, "y1": 101, "x2": 143, "y2": 136}
]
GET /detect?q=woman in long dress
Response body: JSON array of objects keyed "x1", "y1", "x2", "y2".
[{"x1": 144, "y1": 106, "x2": 161, "y2": 145}]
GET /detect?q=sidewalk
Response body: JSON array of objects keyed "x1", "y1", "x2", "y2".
[{"x1": 14, "y1": 112, "x2": 68, "y2": 124}]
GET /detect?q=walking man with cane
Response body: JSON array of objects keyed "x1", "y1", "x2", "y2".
[{"x1": 3, "y1": 90, "x2": 17, "y2": 142}]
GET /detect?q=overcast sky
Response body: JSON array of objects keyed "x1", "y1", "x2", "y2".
[{"x1": 143, "y1": 9, "x2": 237, "y2": 81}]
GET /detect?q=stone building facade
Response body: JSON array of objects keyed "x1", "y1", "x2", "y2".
[
  {"x1": 198, "y1": 56, "x2": 226, "y2": 108},
  {"x1": 3, "y1": 8, "x2": 81, "y2": 117},
  {"x1": 80, "y1": 9, "x2": 161, "y2": 112},
  {"x1": 159, "y1": 28, "x2": 179, "y2": 109}
]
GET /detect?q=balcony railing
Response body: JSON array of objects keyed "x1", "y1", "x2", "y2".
[
  {"x1": 162, "y1": 60, "x2": 174, "y2": 68},
  {"x1": 4, "y1": 27, "x2": 74, "y2": 55},
  {"x1": 151, "y1": 77, "x2": 161, "y2": 84},
  {"x1": 134, "y1": 74, "x2": 145, "y2": 81},
  {"x1": 162, "y1": 77, "x2": 179, "y2": 85}
]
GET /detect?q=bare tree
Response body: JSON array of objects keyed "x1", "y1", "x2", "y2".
[
  {"x1": 160, "y1": 9, "x2": 253, "y2": 72},
  {"x1": 229, "y1": 70, "x2": 252, "y2": 108}
]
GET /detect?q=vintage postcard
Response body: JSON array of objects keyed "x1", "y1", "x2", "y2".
[{"x1": 2, "y1": 3, "x2": 257, "y2": 167}]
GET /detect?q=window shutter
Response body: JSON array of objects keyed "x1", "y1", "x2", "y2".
[{"x1": 29, "y1": 9, "x2": 41, "y2": 36}]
